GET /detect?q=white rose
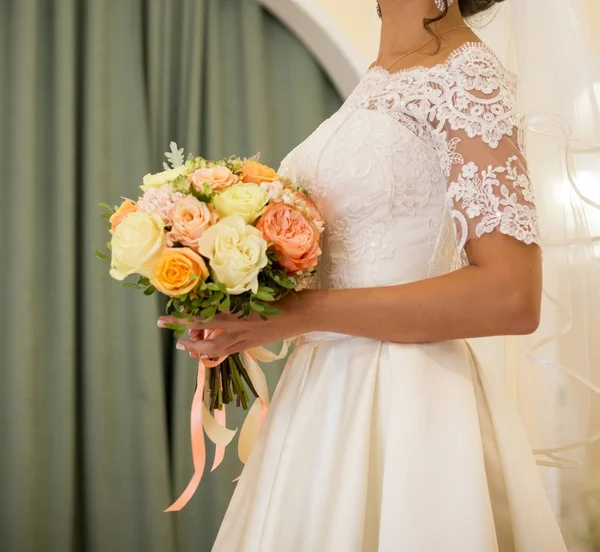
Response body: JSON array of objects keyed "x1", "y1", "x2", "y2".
[
  {"x1": 198, "y1": 215, "x2": 268, "y2": 295},
  {"x1": 109, "y1": 212, "x2": 166, "y2": 280},
  {"x1": 141, "y1": 166, "x2": 188, "y2": 192},
  {"x1": 212, "y1": 183, "x2": 269, "y2": 224}
]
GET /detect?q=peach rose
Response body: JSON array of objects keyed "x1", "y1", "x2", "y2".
[
  {"x1": 285, "y1": 189, "x2": 325, "y2": 230},
  {"x1": 109, "y1": 200, "x2": 138, "y2": 234},
  {"x1": 170, "y1": 195, "x2": 219, "y2": 248},
  {"x1": 150, "y1": 247, "x2": 209, "y2": 297},
  {"x1": 188, "y1": 166, "x2": 238, "y2": 192},
  {"x1": 256, "y1": 203, "x2": 321, "y2": 273},
  {"x1": 239, "y1": 160, "x2": 278, "y2": 185}
]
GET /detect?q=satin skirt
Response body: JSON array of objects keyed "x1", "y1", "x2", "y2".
[{"x1": 213, "y1": 333, "x2": 567, "y2": 552}]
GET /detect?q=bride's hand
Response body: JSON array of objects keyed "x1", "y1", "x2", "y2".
[{"x1": 157, "y1": 293, "x2": 317, "y2": 357}]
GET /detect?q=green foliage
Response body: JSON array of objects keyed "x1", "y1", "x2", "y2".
[
  {"x1": 185, "y1": 155, "x2": 208, "y2": 173},
  {"x1": 170, "y1": 174, "x2": 191, "y2": 194},
  {"x1": 97, "y1": 202, "x2": 116, "y2": 213},
  {"x1": 189, "y1": 181, "x2": 213, "y2": 203}
]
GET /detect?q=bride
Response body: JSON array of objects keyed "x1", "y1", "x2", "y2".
[{"x1": 160, "y1": 0, "x2": 575, "y2": 550}]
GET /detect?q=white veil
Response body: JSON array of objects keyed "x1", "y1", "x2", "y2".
[{"x1": 476, "y1": 0, "x2": 600, "y2": 539}]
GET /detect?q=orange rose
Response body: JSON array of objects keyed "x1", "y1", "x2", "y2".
[
  {"x1": 170, "y1": 195, "x2": 219, "y2": 248},
  {"x1": 150, "y1": 247, "x2": 209, "y2": 297},
  {"x1": 256, "y1": 203, "x2": 321, "y2": 273},
  {"x1": 239, "y1": 161, "x2": 278, "y2": 185},
  {"x1": 109, "y1": 199, "x2": 138, "y2": 233},
  {"x1": 188, "y1": 166, "x2": 239, "y2": 192}
]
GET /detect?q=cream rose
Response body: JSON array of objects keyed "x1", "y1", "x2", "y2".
[
  {"x1": 188, "y1": 166, "x2": 239, "y2": 192},
  {"x1": 198, "y1": 215, "x2": 268, "y2": 295},
  {"x1": 141, "y1": 166, "x2": 188, "y2": 192},
  {"x1": 212, "y1": 183, "x2": 269, "y2": 224},
  {"x1": 109, "y1": 212, "x2": 166, "y2": 280}
]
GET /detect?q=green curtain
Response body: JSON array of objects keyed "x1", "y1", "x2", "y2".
[{"x1": 0, "y1": 1, "x2": 342, "y2": 551}]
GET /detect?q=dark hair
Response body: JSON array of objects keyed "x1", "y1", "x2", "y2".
[
  {"x1": 424, "y1": 0, "x2": 505, "y2": 42},
  {"x1": 458, "y1": 0, "x2": 506, "y2": 17}
]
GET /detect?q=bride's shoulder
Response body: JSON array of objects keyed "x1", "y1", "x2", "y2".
[
  {"x1": 443, "y1": 41, "x2": 513, "y2": 79},
  {"x1": 366, "y1": 41, "x2": 514, "y2": 90}
]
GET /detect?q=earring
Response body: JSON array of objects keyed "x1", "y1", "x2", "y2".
[
  {"x1": 434, "y1": 0, "x2": 455, "y2": 11},
  {"x1": 376, "y1": 1, "x2": 382, "y2": 19}
]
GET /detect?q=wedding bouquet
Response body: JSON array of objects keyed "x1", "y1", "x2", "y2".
[{"x1": 97, "y1": 143, "x2": 324, "y2": 510}]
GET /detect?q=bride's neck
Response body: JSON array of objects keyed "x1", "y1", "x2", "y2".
[{"x1": 377, "y1": 0, "x2": 465, "y2": 58}]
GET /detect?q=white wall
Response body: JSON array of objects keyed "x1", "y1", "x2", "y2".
[{"x1": 310, "y1": 0, "x2": 600, "y2": 59}]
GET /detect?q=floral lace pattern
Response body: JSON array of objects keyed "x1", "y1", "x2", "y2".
[
  {"x1": 277, "y1": 42, "x2": 540, "y2": 290},
  {"x1": 355, "y1": 43, "x2": 520, "y2": 151},
  {"x1": 448, "y1": 156, "x2": 539, "y2": 250}
]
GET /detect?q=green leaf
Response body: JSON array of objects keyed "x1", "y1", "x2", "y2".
[
  {"x1": 261, "y1": 304, "x2": 280, "y2": 317},
  {"x1": 98, "y1": 202, "x2": 115, "y2": 212},
  {"x1": 201, "y1": 306, "x2": 217, "y2": 320},
  {"x1": 138, "y1": 276, "x2": 150, "y2": 286},
  {"x1": 170, "y1": 311, "x2": 191, "y2": 319},
  {"x1": 143, "y1": 285, "x2": 156, "y2": 296},
  {"x1": 95, "y1": 250, "x2": 111, "y2": 260},
  {"x1": 206, "y1": 283, "x2": 221, "y2": 291},
  {"x1": 249, "y1": 301, "x2": 265, "y2": 313},
  {"x1": 122, "y1": 282, "x2": 143, "y2": 289},
  {"x1": 105, "y1": 241, "x2": 112, "y2": 251},
  {"x1": 219, "y1": 294, "x2": 231, "y2": 312},
  {"x1": 258, "y1": 286, "x2": 275, "y2": 294},
  {"x1": 216, "y1": 282, "x2": 228, "y2": 294},
  {"x1": 100, "y1": 212, "x2": 112, "y2": 219},
  {"x1": 210, "y1": 292, "x2": 224, "y2": 304},
  {"x1": 189, "y1": 182, "x2": 212, "y2": 203},
  {"x1": 164, "y1": 323, "x2": 188, "y2": 333},
  {"x1": 254, "y1": 290, "x2": 275, "y2": 302}
]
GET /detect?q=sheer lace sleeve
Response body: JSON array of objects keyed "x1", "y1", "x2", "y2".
[{"x1": 436, "y1": 51, "x2": 541, "y2": 252}]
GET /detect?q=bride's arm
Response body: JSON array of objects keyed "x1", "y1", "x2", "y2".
[
  {"x1": 303, "y1": 231, "x2": 542, "y2": 343},
  {"x1": 161, "y1": 230, "x2": 541, "y2": 356}
]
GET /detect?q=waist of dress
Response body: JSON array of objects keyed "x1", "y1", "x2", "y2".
[
  {"x1": 294, "y1": 331, "x2": 355, "y2": 345},
  {"x1": 293, "y1": 331, "x2": 468, "y2": 350}
]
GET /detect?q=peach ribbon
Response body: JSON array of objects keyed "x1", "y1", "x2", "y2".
[{"x1": 165, "y1": 337, "x2": 289, "y2": 512}]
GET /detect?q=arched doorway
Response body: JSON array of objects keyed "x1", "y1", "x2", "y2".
[{"x1": 257, "y1": 0, "x2": 364, "y2": 98}]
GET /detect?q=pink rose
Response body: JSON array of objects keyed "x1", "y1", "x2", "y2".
[
  {"x1": 188, "y1": 166, "x2": 239, "y2": 193},
  {"x1": 256, "y1": 203, "x2": 321, "y2": 273},
  {"x1": 170, "y1": 195, "x2": 219, "y2": 249}
]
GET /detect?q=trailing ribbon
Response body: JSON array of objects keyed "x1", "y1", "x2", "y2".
[{"x1": 165, "y1": 337, "x2": 290, "y2": 511}]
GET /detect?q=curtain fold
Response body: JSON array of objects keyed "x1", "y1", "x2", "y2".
[{"x1": 0, "y1": 1, "x2": 342, "y2": 551}]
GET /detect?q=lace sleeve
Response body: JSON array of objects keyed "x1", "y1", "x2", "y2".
[{"x1": 437, "y1": 54, "x2": 541, "y2": 252}]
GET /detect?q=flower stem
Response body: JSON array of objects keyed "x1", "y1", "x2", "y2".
[
  {"x1": 229, "y1": 357, "x2": 249, "y2": 410},
  {"x1": 234, "y1": 354, "x2": 259, "y2": 399}
]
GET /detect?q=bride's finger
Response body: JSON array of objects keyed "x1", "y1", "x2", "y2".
[
  {"x1": 157, "y1": 315, "x2": 233, "y2": 329},
  {"x1": 176, "y1": 334, "x2": 246, "y2": 357}
]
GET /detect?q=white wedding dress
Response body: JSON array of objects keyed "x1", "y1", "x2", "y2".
[{"x1": 213, "y1": 42, "x2": 567, "y2": 552}]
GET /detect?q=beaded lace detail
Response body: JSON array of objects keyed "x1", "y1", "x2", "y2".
[{"x1": 278, "y1": 43, "x2": 540, "y2": 289}]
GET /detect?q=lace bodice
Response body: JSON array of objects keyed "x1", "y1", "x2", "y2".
[{"x1": 278, "y1": 42, "x2": 540, "y2": 290}]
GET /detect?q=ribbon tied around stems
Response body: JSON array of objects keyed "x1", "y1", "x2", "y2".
[{"x1": 165, "y1": 330, "x2": 289, "y2": 512}]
